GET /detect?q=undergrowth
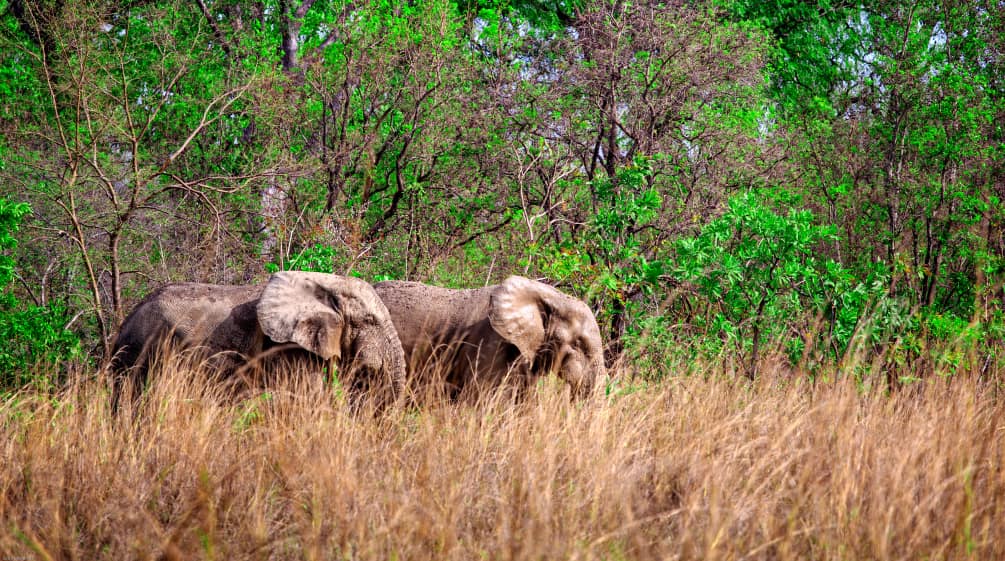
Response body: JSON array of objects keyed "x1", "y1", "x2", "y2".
[{"x1": 1, "y1": 356, "x2": 1003, "y2": 560}]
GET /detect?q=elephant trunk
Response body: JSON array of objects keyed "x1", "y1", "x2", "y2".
[
  {"x1": 577, "y1": 361, "x2": 605, "y2": 399},
  {"x1": 558, "y1": 353, "x2": 605, "y2": 399}
]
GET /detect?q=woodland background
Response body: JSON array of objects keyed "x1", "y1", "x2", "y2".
[{"x1": 1, "y1": 0, "x2": 1004, "y2": 386}]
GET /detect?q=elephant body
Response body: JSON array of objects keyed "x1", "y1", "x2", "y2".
[
  {"x1": 109, "y1": 272, "x2": 406, "y2": 409},
  {"x1": 373, "y1": 276, "x2": 605, "y2": 400},
  {"x1": 373, "y1": 283, "x2": 519, "y2": 396},
  {"x1": 111, "y1": 283, "x2": 265, "y2": 379}
]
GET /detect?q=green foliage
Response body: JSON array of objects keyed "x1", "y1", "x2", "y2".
[
  {"x1": 540, "y1": 158, "x2": 663, "y2": 290},
  {"x1": 531, "y1": 157, "x2": 667, "y2": 345},
  {"x1": 720, "y1": 0, "x2": 859, "y2": 118},
  {"x1": 0, "y1": 199, "x2": 81, "y2": 388},
  {"x1": 673, "y1": 191, "x2": 861, "y2": 367},
  {"x1": 459, "y1": 0, "x2": 580, "y2": 33},
  {"x1": 0, "y1": 0, "x2": 1001, "y2": 384},
  {"x1": 0, "y1": 197, "x2": 29, "y2": 286},
  {"x1": 268, "y1": 244, "x2": 339, "y2": 275},
  {"x1": 267, "y1": 243, "x2": 396, "y2": 282}
]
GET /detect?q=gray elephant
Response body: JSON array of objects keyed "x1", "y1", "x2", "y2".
[
  {"x1": 372, "y1": 276, "x2": 605, "y2": 400},
  {"x1": 109, "y1": 271, "x2": 406, "y2": 410}
]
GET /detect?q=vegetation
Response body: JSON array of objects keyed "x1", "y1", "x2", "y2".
[
  {"x1": 0, "y1": 197, "x2": 81, "y2": 387},
  {"x1": 1, "y1": 0, "x2": 1002, "y2": 377},
  {"x1": 0, "y1": 0, "x2": 1003, "y2": 557},
  {"x1": 2, "y1": 361, "x2": 1004, "y2": 559},
  {"x1": 2, "y1": 0, "x2": 1002, "y2": 378}
]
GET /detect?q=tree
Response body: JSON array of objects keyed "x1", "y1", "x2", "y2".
[{"x1": 1, "y1": 0, "x2": 274, "y2": 352}]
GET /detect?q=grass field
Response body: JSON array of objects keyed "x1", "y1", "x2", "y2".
[{"x1": 1, "y1": 360, "x2": 1003, "y2": 560}]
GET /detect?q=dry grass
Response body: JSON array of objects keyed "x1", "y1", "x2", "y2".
[{"x1": 1, "y1": 358, "x2": 1004, "y2": 560}]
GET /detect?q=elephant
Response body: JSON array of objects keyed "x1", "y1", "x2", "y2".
[
  {"x1": 372, "y1": 275, "x2": 605, "y2": 401},
  {"x1": 108, "y1": 271, "x2": 406, "y2": 410}
]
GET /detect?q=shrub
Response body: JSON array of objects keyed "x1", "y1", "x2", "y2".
[
  {"x1": 672, "y1": 190, "x2": 863, "y2": 376},
  {"x1": 0, "y1": 198, "x2": 81, "y2": 389}
]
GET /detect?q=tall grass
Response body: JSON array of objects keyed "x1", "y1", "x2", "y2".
[{"x1": 1, "y1": 357, "x2": 1003, "y2": 560}]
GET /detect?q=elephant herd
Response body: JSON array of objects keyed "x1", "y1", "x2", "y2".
[{"x1": 108, "y1": 271, "x2": 607, "y2": 409}]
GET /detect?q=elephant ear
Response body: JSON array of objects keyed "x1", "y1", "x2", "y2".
[
  {"x1": 257, "y1": 271, "x2": 346, "y2": 360},
  {"x1": 489, "y1": 276, "x2": 548, "y2": 363}
]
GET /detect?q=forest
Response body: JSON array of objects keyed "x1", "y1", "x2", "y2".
[
  {"x1": 1, "y1": 0, "x2": 1004, "y2": 559},
  {"x1": 2, "y1": 0, "x2": 1004, "y2": 383}
]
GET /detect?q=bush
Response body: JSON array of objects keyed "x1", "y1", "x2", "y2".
[
  {"x1": 0, "y1": 198, "x2": 81, "y2": 389},
  {"x1": 672, "y1": 190, "x2": 864, "y2": 376}
]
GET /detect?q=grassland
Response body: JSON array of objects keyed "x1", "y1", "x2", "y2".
[{"x1": 1, "y1": 360, "x2": 1003, "y2": 560}]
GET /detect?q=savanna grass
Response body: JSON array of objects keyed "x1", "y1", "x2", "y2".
[{"x1": 1, "y1": 353, "x2": 1003, "y2": 560}]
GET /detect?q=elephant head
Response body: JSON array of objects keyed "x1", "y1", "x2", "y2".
[
  {"x1": 489, "y1": 276, "x2": 606, "y2": 397},
  {"x1": 373, "y1": 275, "x2": 606, "y2": 400},
  {"x1": 256, "y1": 271, "x2": 406, "y2": 402}
]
